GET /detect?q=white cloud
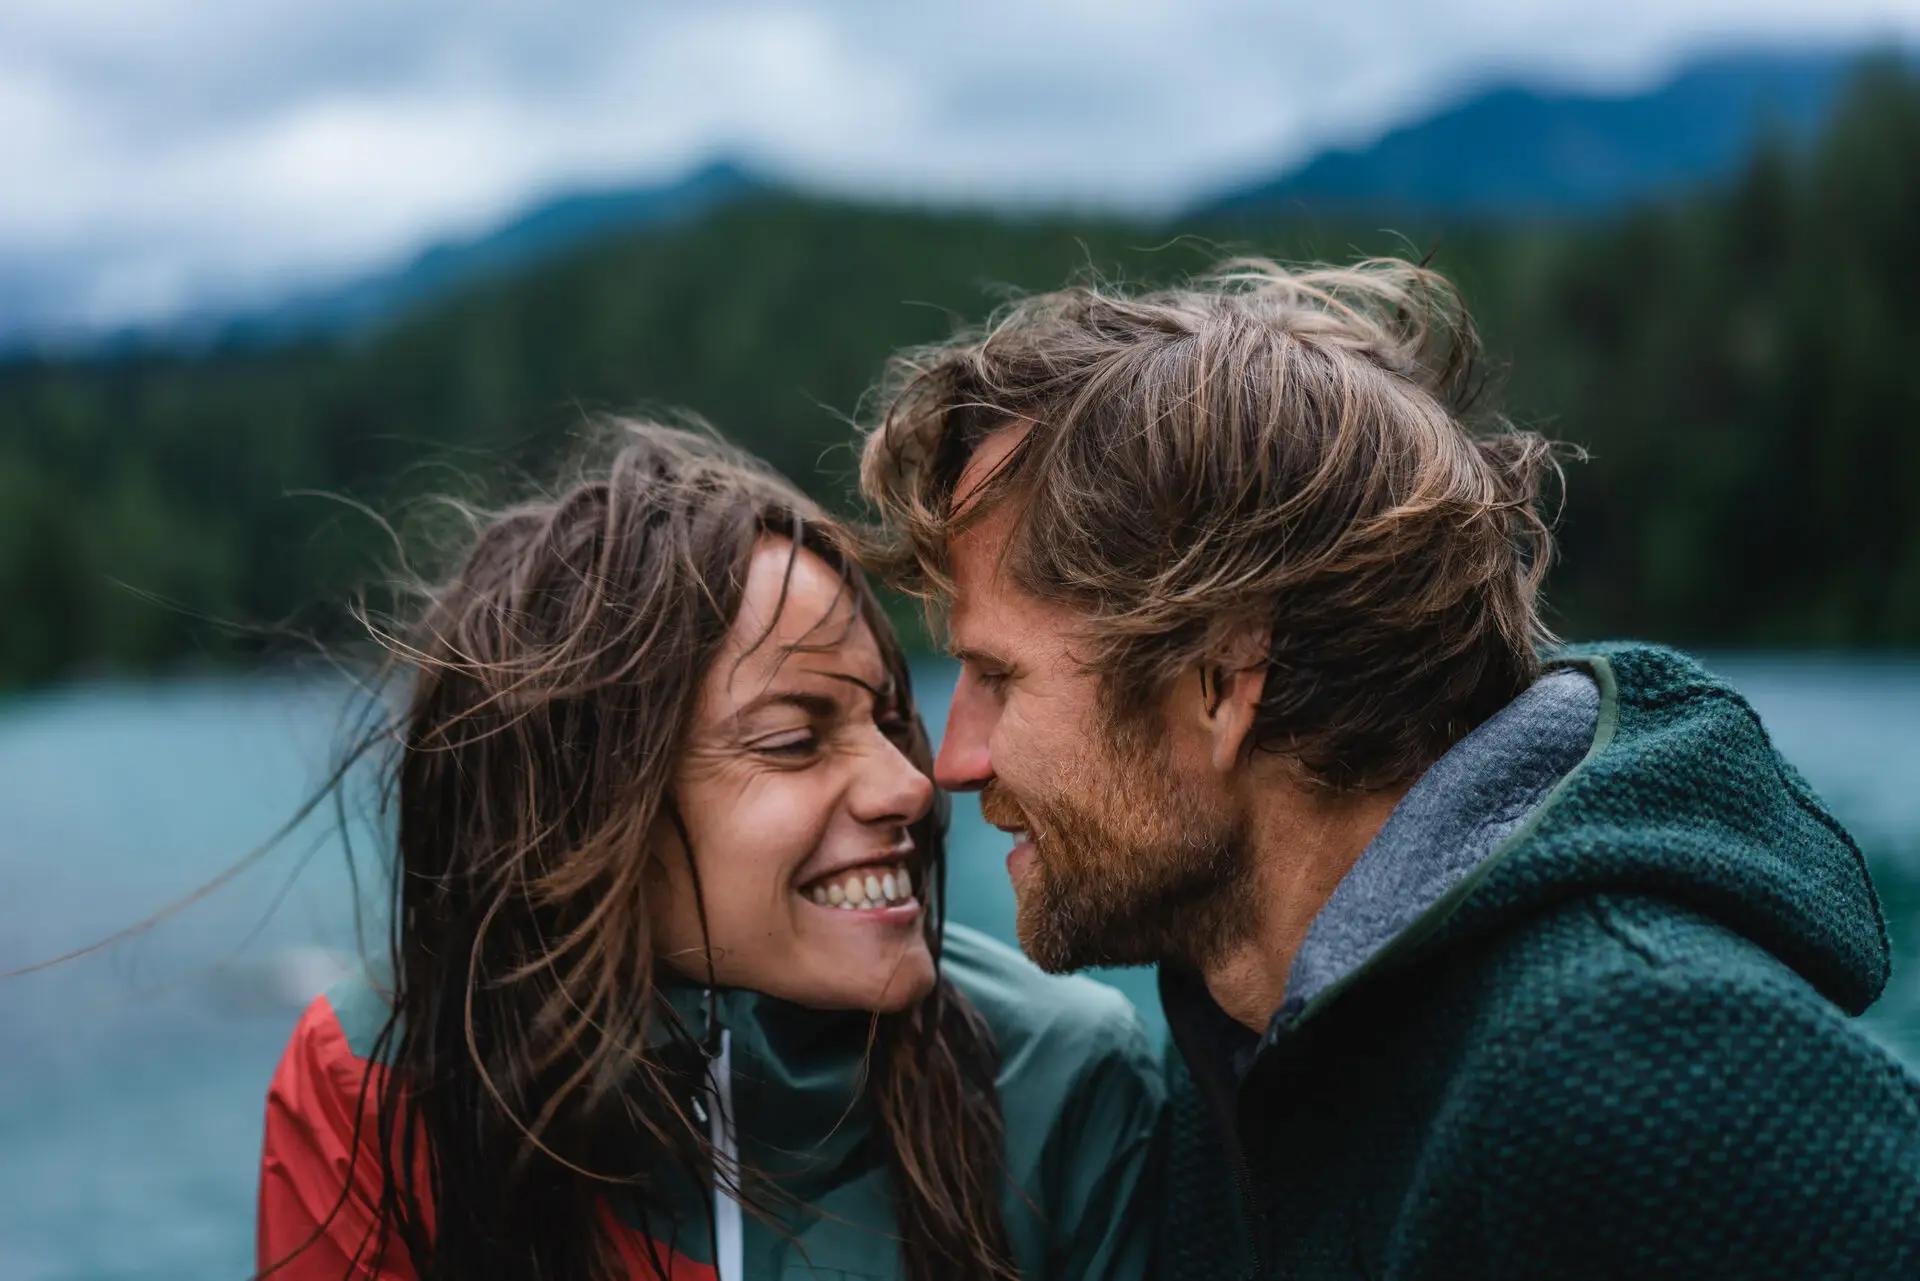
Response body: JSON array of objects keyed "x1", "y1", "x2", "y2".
[{"x1": 3, "y1": 0, "x2": 1918, "y2": 335}]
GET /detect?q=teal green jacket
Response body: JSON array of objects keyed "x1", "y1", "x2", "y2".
[
  {"x1": 260, "y1": 924, "x2": 1163, "y2": 1280},
  {"x1": 1160, "y1": 645, "x2": 1920, "y2": 1280}
]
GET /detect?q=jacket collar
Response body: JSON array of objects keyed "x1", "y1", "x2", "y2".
[
  {"x1": 1275, "y1": 666, "x2": 1601, "y2": 1029},
  {"x1": 1159, "y1": 665, "x2": 1602, "y2": 1071},
  {"x1": 654, "y1": 978, "x2": 882, "y2": 1185}
]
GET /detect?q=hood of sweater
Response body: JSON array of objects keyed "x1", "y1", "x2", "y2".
[{"x1": 1166, "y1": 643, "x2": 1889, "y2": 1055}]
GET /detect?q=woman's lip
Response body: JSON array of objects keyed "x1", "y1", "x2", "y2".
[{"x1": 801, "y1": 897, "x2": 923, "y2": 925}]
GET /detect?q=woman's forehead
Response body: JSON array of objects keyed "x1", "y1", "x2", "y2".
[
  {"x1": 736, "y1": 538, "x2": 858, "y2": 642},
  {"x1": 709, "y1": 538, "x2": 883, "y2": 697}
]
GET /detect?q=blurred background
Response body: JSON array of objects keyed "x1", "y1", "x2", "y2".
[{"x1": 4, "y1": 2, "x2": 1920, "y2": 1277}]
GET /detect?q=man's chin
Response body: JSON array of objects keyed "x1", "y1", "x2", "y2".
[
  {"x1": 1014, "y1": 921, "x2": 1087, "y2": 974},
  {"x1": 1013, "y1": 887, "x2": 1154, "y2": 974}
]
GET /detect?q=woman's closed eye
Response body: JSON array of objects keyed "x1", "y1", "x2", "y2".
[{"x1": 750, "y1": 728, "x2": 819, "y2": 758}]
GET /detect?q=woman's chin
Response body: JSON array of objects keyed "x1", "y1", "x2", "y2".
[
  {"x1": 780, "y1": 944, "x2": 938, "y2": 1015},
  {"x1": 865, "y1": 960, "x2": 938, "y2": 1014}
]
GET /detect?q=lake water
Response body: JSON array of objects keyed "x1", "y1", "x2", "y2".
[{"x1": 2, "y1": 656, "x2": 1917, "y2": 1279}]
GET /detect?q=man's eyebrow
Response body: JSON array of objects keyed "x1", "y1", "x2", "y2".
[{"x1": 948, "y1": 644, "x2": 1007, "y2": 669}]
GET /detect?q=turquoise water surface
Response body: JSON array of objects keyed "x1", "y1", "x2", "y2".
[{"x1": 1, "y1": 656, "x2": 1917, "y2": 1279}]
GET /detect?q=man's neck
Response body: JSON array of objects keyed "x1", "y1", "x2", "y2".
[{"x1": 1200, "y1": 773, "x2": 1410, "y2": 1033}]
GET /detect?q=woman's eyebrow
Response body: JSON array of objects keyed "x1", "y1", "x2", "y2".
[
  {"x1": 736, "y1": 690, "x2": 841, "y2": 719},
  {"x1": 817, "y1": 670, "x2": 894, "y2": 702}
]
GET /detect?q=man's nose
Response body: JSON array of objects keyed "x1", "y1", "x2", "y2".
[{"x1": 933, "y1": 676, "x2": 993, "y2": 793}]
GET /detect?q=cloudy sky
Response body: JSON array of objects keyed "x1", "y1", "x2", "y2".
[{"x1": 5, "y1": 0, "x2": 1918, "y2": 337}]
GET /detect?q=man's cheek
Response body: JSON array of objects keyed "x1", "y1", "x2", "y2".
[{"x1": 998, "y1": 702, "x2": 1075, "y2": 791}]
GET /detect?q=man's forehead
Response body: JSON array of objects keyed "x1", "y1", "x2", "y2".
[
  {"x1": 942, "y1": 521, "x2": 996, "y2": 650},
  {"x1": 945, "y1": 499, "x2": 1085, "y2": 664},
  {"x1": 944, "y1": 475, "x2": 1025, "y2": 626},
  {"x1": 947, "y1": 425, "x2": 1028, "y2": 590},
  {"x1": 944, "y1": 587, "x2": 1014, "y2": 667},
  {"x1": 951, "y1": 421, "x2": 1030, "y2": 519},
  {"x1": 945, "y1": 421, "x2": 1061, "y2": 651}
]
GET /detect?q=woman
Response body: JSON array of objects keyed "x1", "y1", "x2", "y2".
[{"x1": 255, "y1": 422, "x2": 1163, "y2": 1280}]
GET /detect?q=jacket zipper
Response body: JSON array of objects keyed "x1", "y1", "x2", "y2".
[
  {"x1": 706, "y1": 1026, "x2": 743, "y2": 1281},
  {"x1": 1231, "y1": 1146, "x2": 1268, "y2": 1280}
]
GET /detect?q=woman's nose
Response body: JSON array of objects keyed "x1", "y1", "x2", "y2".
[{"x1": 852, "y1": 732, "x2": 936, "y2": 827}]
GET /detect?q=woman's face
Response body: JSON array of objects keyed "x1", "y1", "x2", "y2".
[{"x1": 650, "y1": 537, "x2": 937, "y2": 1013}]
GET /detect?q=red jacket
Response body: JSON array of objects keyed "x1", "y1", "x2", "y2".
[{"x1": 257, "y1": 992, "x2": 715, "y2": 1280}]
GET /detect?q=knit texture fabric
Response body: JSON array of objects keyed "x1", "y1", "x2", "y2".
[{"x1": 1161, "y1": 644, "x2": 1920, "y2": 1280}]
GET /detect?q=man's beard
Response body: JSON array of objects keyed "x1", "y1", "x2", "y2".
[{"x1": 979, "y1": 736, "x2": 1256, "y2": 973}]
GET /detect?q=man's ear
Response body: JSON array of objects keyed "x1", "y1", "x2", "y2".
[{"x1": 1200, "y1": 630, "x2": 1269, "y2": 775}]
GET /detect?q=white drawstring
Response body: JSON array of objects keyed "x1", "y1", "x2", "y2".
[{"x1": 707, "y1": 1027, "x2": 743, "y2": 1281}]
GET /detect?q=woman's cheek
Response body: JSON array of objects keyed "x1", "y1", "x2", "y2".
[
  {"x1": 717, "y1": 775, "x2": 830, "y2": 913},
  {"x1": 756, "y1": 770, "x2": 838, "y2": 855}
]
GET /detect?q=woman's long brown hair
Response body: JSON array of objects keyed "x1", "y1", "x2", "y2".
[{"x1": 267, "y1": 421, "x2": 1017, "y2": 1280}]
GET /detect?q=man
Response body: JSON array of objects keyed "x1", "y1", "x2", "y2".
[{"x1": 858, "y1": 258, "x2": 1920, "y2": 1279}]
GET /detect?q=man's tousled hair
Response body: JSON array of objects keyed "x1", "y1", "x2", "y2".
[{"x1": 860, "y1": 257, "x2": 1567, "y2": 790}]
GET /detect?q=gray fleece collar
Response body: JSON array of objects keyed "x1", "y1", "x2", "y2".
[{"x1": 1277, "y1": 667, "x2": 1601, "y2": 1022}]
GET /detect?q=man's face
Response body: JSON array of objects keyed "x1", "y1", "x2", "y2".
[{"x1": 933, "y1": 430, "x2": 1253, "y2": 972}]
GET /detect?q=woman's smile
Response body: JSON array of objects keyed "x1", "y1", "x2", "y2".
[{"x1": 799, "y1": 857, "x2": 920, "y2": 913}]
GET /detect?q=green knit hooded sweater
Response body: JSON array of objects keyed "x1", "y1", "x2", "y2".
[{"x1": 1160, "y1": 644, "x2": 1920, "y2": 1280}]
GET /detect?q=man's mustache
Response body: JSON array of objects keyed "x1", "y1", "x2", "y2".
[{"x1": 978, "y1": 782, "x2": 1030, "y2": 831}]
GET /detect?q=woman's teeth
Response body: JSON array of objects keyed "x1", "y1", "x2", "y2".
[{"x1": 807, "y1": 865, "x2": 914, "y2": 910}]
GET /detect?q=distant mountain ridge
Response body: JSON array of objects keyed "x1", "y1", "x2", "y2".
[
  {"x1": 1194, "y1": 49, "x2": 1876, "y2": 220},
  {"x1": 222, "y1": 47, "x2": 1908, "y2": 347},
  {"x1": 5, "y1": 46, "x2": 1900, "y2": 353},
  {"x1": 219, "y1": 160, "x2": 763, "y2": 346}
]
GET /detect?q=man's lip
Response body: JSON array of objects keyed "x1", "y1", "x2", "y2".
[{"x1": 1007, "y1": 837, "x2": 1035, "y2": 882}]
